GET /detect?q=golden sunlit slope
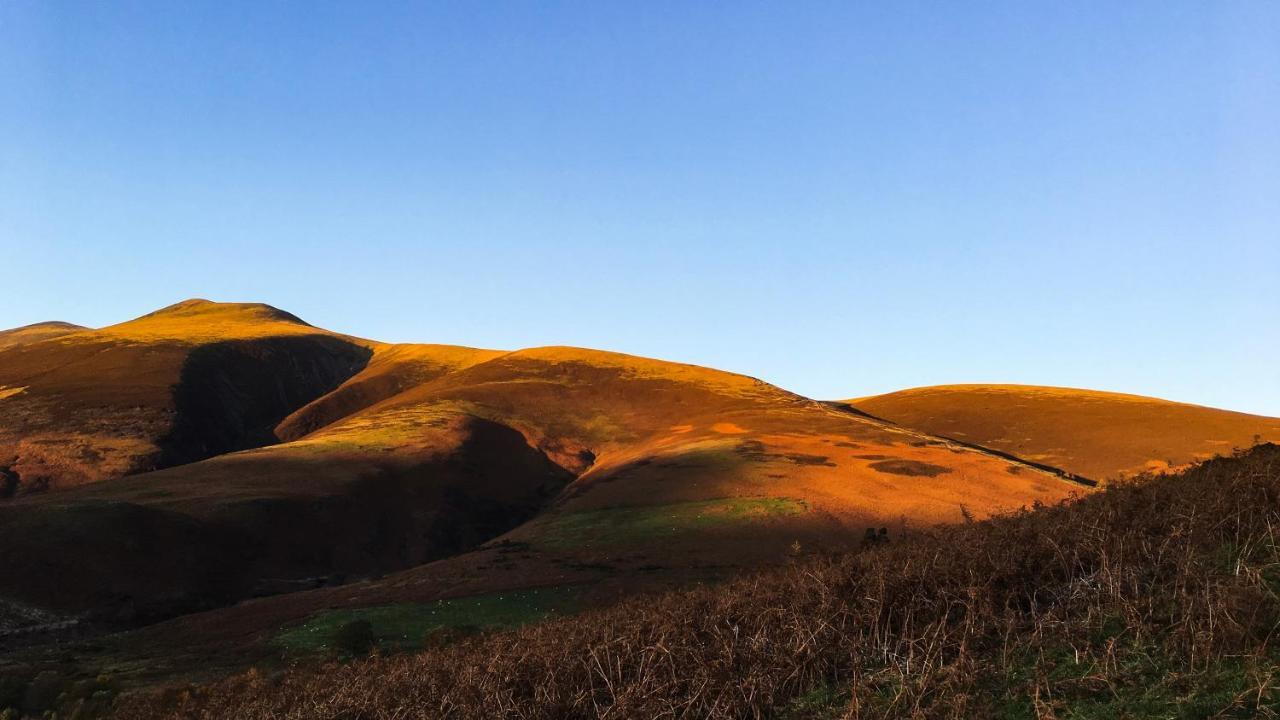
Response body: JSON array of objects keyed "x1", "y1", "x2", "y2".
[
  {"x1": 388, "y1": 346, "x2": 1083, "y2": 526},
  {"x1": 84, "y1": 347, "x2": 1092, "y2": 664},
  {"x1": 0, "y1": 321, "x2": 86, "y2": 350},
  {"x1": 0, "y1": 300, "x2": 373, "y2": 493},
  {"x1": 95, "y1": 298, "x2": 318, "y2": 340},
  {"x1": 850, "y1": 384, "x2": 1280, "y2": 481},
  {"x1": 275, "y1": 342, "x2": 505, "y2": 441}
]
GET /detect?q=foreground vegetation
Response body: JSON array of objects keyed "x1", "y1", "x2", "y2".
[
  {"x1": 273, "y1": 587, "x2": 583, "y2": 657},
  {"x1": 102, "y1": 443, "x2": 1280, "y2": 719}
]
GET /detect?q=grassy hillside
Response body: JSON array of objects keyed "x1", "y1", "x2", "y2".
[
  {"x1": 42, "y1": 345, "x2": 1087, "y2": 664},
  {"x1": 274, "y1": 343, "x2": 505, "y2": 441},
  {"x1": 5, "y1": 300, "x2": 1273, "y2": 716},
  {"x1": 851, "y1": 384, "x2": 1280, "y2": 481},
  {"x1": 0, "y1": 339, "x2": 1079, "y2": 634},
  {"x1": 110, "y1": 444, "x2": 1280, "y2": 720},
  {"x1": 0, "y1": 300, "x2": 373, "y2": 493},
  {"x1": 0, "y1": 303, "x2": 1085, "y2": 684},
  {"x1": 0, "y1": 322, "x2": 86, "y2": 350}
]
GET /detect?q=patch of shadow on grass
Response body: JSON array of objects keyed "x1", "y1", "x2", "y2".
[
  {"x1": 868, "y1": 460, "x2": 953, "y2": 478},
  {"x1": 735, "y1": 441, "x2": 834, "y2": 467}
]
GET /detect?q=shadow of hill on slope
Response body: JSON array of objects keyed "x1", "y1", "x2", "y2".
[
  {"x1": 274, "y1": 344, "x2": 505, "y2": 443},
  {"x1": 157, "y1": 336, "x2": 372, "y2": 467},
  {"x1": 0, "y1": 301, "x2": 379, "y2": 494},
  {"x1": 0, "y1": 415, "x2": 572, "y2": 627}
]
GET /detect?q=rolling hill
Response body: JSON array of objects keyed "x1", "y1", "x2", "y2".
[
  {"x1": 849, "y1": 384, "x2": 1280, "y2": 481},
  {"x1": 2, "y1": 300, "x2": 1273, "y2": 708},
  {"x1": 0, "y1": 300, "x2": 373, "y2": 494},
  {"x1": 0, "y1": 302, "x2": 1082, "y2": 635},
  {"x1": 85, "y1": 345, "x2": 1089, "y2": 664},
  {"x1": 0, "y1": 322, "x2": 86, "y2": 350}
]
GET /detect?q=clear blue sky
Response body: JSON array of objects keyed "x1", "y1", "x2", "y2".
[{"x1": 2, "y1": 2, "x2": 1278, "y2": 414}]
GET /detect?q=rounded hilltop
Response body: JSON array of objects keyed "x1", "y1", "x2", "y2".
[
  {"x1": 0, "y1": 321, "x2": 88, "y2": 349},
  {"x1": 96, "y1": 298, "x2": 316, "y2": 341},
  {"x1": 851, "y1": 383, "x2": 1280, "y2": 481}
]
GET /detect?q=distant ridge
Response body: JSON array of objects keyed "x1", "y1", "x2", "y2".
[{"x1": 0, "y1": 321, "x2": 87, "y2": 349}]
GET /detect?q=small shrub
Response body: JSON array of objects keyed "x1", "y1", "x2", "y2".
[
  {"x1": 331, "y1": 619, "x2": 376, "y2": 657},
  {"x1": 22, "y1": 670, "x2": 66, "y2": 714}
]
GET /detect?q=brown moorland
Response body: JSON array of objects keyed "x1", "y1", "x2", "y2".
[
  {"x1": 113, "y1": 444, "x2": 1280, "y2": 719},
  {"x1": 850, "y1": 384, "x2": 1280, "y2": 482},
  {"x1": 3, "y1": 300, "x2": 1273, "y2": 716},
  {"x1": 0, "y1": 302, "x2": 1083, "y2": 677}
]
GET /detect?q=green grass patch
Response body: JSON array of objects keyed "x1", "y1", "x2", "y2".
[
  {"x1": 994, "y1": 645, "x2": 1279, "y2": 720},
  {"x1": 274, "y1": 586, "x2": 582, "y2": 656},
  {"x1": 534, "y1": 497, "x2": 808, "y2": 549},
  {"x1": 778, "y1": 682, "x2": 849, "y2": 719}
]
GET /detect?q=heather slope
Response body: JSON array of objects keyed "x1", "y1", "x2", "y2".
[{"x1": 851, "y1": 384, "x2": 1280, "y2": 481}]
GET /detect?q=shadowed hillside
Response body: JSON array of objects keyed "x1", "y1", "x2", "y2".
[
  {"x1": 111, "y1": 445, "x2": 1280, "y2": 719},
  {"x1": 850, "y1": 384, "x2": 1280, "y2": 481},
  {"x1": 0, "y1": 413, "x2": 572, "y2": 624}
]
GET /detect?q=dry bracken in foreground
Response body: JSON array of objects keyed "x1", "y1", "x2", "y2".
[{"x1": 117, "y1": 444, "x2": 1280, "y2": 720}]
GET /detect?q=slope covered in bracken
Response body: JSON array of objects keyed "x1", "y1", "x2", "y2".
[
  {"x1": 850, "y1": 384, "x2": 1280, "y2": 482},
  {"x1": 115, "y1": 444, "x2": 1280, "y2": 719}
]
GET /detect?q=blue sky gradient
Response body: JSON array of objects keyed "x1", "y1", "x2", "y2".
[{"x1": 2, "y1": 2, "x2": 1277, "y2": 413}]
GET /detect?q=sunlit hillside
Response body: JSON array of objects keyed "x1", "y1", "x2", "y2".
[
  {"x1": 851, "y1": 384, "x2": 1280, "y2": 481},
  {"x1": 0, "y1": 302, "x2": 1271, "y2": 719}
]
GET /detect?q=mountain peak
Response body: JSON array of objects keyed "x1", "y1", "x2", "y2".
[{"x1": 139, "y1": 299, "x2": 310, "y2": 326}]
